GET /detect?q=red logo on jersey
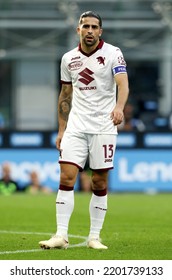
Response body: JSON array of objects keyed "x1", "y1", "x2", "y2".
[
  {"x1": 71, "y1": 56, "x2": 81, "y2": 61},
  {"x1": 96, "y1": 56, "x2": 105, "y2": 65},
  {"x1": 68, "y1": 61, "x2": 83, "y2": 71},
  {"x1": 78, "y1": 68, "x2": 94, "y2": 85},
  {"x1": 117, "y1": 56, "x2": 126, "y2": 66}
]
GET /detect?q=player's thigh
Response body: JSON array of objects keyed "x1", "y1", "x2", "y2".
[
  {"x1": 89, "y1": 134, "x2": 117, "y2": 170},
  {"x1": 59, "y1": 132, "x2": 88, "y2": 170}
]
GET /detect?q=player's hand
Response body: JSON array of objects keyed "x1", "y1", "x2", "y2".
[
  {"x1": 56, "y1": 132, "x2": 64, "y2": 151},
  {"x1": 110, "y1": 107, "x2": 124, "y2": 125}
]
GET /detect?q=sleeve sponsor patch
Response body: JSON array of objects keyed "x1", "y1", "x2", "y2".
[{"x1": 113, "y1": 65, "x2": 127, "y2": 75}]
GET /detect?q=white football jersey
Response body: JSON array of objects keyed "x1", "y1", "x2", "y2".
[{"x1": 60, "y1": 40, "x2": 127, "y2": 134}]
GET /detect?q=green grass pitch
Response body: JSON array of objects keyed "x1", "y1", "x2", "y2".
[{"x1": 0, "y1": 192, "x2": 172, "y2": 260}]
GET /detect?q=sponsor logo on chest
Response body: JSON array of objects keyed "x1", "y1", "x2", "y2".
[{"x1": 68, "y1": 61, "x2": 83, "y2": 71}]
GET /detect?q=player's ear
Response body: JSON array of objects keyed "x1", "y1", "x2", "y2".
[
  {"x1": 99, "y1": 28, "x2": 103, "y2": 37},
  {"x1": 76, "y1": 26, "x2": 80, "y2": 35}
]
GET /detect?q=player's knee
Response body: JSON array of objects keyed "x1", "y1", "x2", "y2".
[
  {"x1": 60, "y1": 171, "x2": 76, "y2": 186},
  {"x1": 60, "y1": 164, "x2": 78, "y2": 186},
  {"x1": 91, "y1": 173, "x2": 108, "y2": 190}
]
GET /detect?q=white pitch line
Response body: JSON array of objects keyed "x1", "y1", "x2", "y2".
[
  {"x1": 0, "y1": 230, "x2": 52, "y2": 236},
  {"x1": 0, "y1": 230, "x2": 87, "y2": 255},
  {"x1": 0, "y1": 230, "x2": 87, "y2": 239},
  {"x1": 0, "y1": 249, "x2": 42, "y2": 255}
]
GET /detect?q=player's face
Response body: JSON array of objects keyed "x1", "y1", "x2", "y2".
[
  {"x1": 61, "y1": 101, "x2": 70, "y2": 114},
  {"x1": 77, "y1": 17, "x2": 102, "y2": 48}
]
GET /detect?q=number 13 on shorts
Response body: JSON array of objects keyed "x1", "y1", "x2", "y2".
[{"x1": 89, "y1": 134, "x2": 117, "y2": 170}]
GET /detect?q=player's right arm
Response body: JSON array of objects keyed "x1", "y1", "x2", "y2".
[{"x1": 56, "y1": 83, "x2": 73, "y2": 150}]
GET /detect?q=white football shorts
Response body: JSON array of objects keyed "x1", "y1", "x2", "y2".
[{"x1": 59, "y1": 131, "x2": 117, "y2": 170}]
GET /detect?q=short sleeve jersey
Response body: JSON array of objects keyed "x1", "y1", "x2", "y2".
[{"x1": 60, "y1": 40, "x2": 127, "y2": 134}]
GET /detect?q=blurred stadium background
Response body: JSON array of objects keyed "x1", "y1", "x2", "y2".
[{"x1": 0, "y1": 0, "x2": 172, "y2": 192}]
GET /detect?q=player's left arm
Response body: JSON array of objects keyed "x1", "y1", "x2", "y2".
[{"x1": 111, "y1": 73, "x2": 129, "y2": 125}]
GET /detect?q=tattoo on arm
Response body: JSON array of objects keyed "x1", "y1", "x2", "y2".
[
  {"x1": 59, "y1": 86, "x2": 72, "y2": 121},
  {"x1": 59, "y1": 98, "x2": 71, "y2": 121}
]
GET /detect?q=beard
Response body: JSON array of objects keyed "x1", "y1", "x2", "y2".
[{"x1": 83, "y1": 36, "x2": 98, "y2": 47}]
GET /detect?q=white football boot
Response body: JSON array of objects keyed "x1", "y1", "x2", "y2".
[
  {"x1": 87, "y1": 238, "x2": 108, "y2": 249},
  {"x1": 39, "y1": 235, "x2": 69, "y2": 249}
]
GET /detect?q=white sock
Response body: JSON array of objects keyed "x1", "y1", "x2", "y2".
[
  {"x1": 55, "y1": 189, "x2": 74, "y2": 241},
  {"x1": 89, "y1": 193, "x2": 107, "y2": 240}
]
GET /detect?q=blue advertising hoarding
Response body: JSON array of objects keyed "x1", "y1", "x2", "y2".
[
  {"x1": 0, "y1": 149, "x2": 172, "y2": 192},
  {"x1": 0, "y1": 149, "x2": 60, "y2": 191},
  {"x1": 110, "y1": 149, "x2": 172, "y2": 192}
]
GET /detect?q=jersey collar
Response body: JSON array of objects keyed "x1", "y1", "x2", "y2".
[{"x1": 78, "y1": 39, "x2": 104, "y2": 57}]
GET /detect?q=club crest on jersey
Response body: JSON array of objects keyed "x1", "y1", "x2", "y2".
[
  {"x1": 68, "y1": 61, "x2": 83, "y2": 71},
  {"x1": 96, "y1": 56, "x2": 105, "y2": 65}
]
